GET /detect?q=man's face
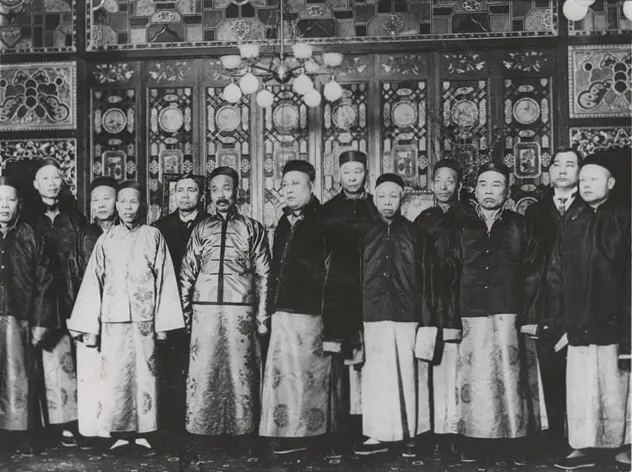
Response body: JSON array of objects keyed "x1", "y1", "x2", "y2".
[
  {"x1": 209, "y1": 174, "x2": 236, "y2": 213},
  {"x1": 33, "y1": 165, "x2": 63, "y2": 199},
  {"x1": 375, "y1": 181, "x2": 402, "y2": 220},
  {"x1": 579, "y1": 164, "x2": 615, "y2": 206},
  {"x1": 116, "y1": 188, "x2": 141, "y2": 224},
  {"x1": 340, "y1": 161, "x2": 366, "y2": 195},
  {"x1": 549, "y1": 151, "x2": 580, "y2": 190},
  {"x1": 90, "y1": 186, "x2": 116, "y2": 222},
  {"x1": 175, "y1": 178, "x2": 201, "y2": 212},
  {"x1": 0, "y1": 186, "x2": 19, "y2": 224},
  {"x1": 282, "y1": 171, "x2": 313, "y2": 211},
  {"x1": 475, "y1": 170, "x2": 508, "y2": 210},
  {"x1": 433, "y1": 167, "x2": 459, "y2": 204}
]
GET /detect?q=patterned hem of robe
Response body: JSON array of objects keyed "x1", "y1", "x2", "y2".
[
  {"x1": 433, "y1": 342, "x2": 459, "y2": 435},
  {"x1": 567, "y1": 344, "x2": 631, "y2": 449},
  {"x1": 0, "y1": 316, "x2": 36, "y2": 431},
  {"x1": 362, "y1": 321, "x2": 431, "y2": 442},
  {"x1": 259, "y1": 312, "x2": 334, "y2": 438},
  {"x1": 186, "y1": 304, "x2": 260, "y2": 436},
  {"x1": 77, "y1": 342, "x2": 101, "y2": 437},
  {"x1": 455, "y1": 314, "x2": 548, "y2": 439},
  {"x1": 42, "y1": 331, "x2": 78, "y2": 425}
]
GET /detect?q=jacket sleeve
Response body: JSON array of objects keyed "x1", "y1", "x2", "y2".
[
  {"x1": 417, "y1": 228, "x2": 438, "y2": 327},
  {"x1": 266, "y1": 223, "x2": 282, "y2": 318},
  {"x1": 32, "y1": 232, "x2": 58, "y2": 329},
  {"x1": 179, "y1": 225, "x2": 202, "y2": 330},
  {"x1": 251, "y1": 221, "x2": 271, "y2": 332},
  {"x1": 153, "y1": 233, "x2": 185, "y2": 333},
  {"x1": 619, "y1": 220, "x2": 631, "y2": 357},
  {"x1": 544, "y1": 231, "x2": 565, "y2": 343},
  {"x1": 521, "y1": 218, "x2": 546, "y2": 329}
]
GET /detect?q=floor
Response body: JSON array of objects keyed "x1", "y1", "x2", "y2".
[{"x1": 0, "y1": 433, "x2": 629, "y2": 472}]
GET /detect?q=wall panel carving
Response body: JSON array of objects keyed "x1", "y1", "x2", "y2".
[
  {"x1": 569, "y1": 126, "x2": 632, "y2": 156},
  {"x1": 0, "y1": 62, "x2": 76, "y2": 131}
]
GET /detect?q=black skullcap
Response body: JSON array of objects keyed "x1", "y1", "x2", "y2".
[
  {"x1": 375, "y1": 173, "x2": 404, "y2": 189},
  {"x1": 117, "y1": 180, "x2": 143, "y2": 195},
  {"x1": 208, "y1": 167, "x2": 239, "y2": 186},
  {"x1": 580, "y1": 149, "x2": 621, "y2": 175},
  {"x1": 90, "y1": 176, "x2": 118, "y2": 193},
  {"x1": 32, "y1": 157, "x2": 61, "y2": 177},
  {"x1": 434, "y1": 159, "x2": 461, "y2": 176},
  {"x1": 339, "y1": 150, "x2": 367, "y2": 166},
  {"x1": 477, "y1": 162, "x2": 510, "y2": 182},
  {"x1": 0, "y1": 175, "x2": 20, "y2": 194},
  {"x1": 283, "y1": 160, "x2": 316, "y2": 182}
]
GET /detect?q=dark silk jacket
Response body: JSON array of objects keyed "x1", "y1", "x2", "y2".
[
  {"x1": 546, "y1": 199, "x2": 631, "y2": 353},
  {"x1": 66, "y1": 222, "x2": 108, "y2": 300},
  {"x1": 361, "y1": 214, "x2": 438, "y2": 325},
  {"x1": 321, "y1": 192, "x2": 379, "y2": 347},
  {"x1": 0, "y1": 219, "x2": 56, "y2": 328}
]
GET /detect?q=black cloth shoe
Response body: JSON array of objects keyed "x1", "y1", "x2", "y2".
[
  {"x1": 460, "y1": 452, "x2": 480, "y2": 463},
  {"x1": 354, "y1": 442, "x2": 389, "y2": 456},
  {"x1": 272, "y1": 443, "x2": 308, "y2": 455},
  {"x1": 554, "y1": 455, "x2": 597, "y2": 470},
  {"x1": 60, "y1": 430, "x2": 78, "y2": 447}
]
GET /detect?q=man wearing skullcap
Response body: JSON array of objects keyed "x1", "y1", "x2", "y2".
[
  {"x1": 22, "y1": 157, "x2": 86, "y2": 447},
  {"x1": 546, "y1": 149, "x2": 630, "y2": 470},
  {"x1": 65, "y1": 176, "x2": 118, "y2": 444},
  {"x1": 259, "y1": 160, "x2": 337, "y2": 454},
  {"x1": 355, "y1": 173, "x2": 439, "y2": 456},
  {"x1": 153, "y1": 173, "x2": 207, "y2": 433},
  {"x1": 68, "y1": 180, "x2": 185, "y2": 455},
  {"x1": 0, "y1": 176, "x2": 56, "y2": 454},
  {"x1": 180, "y1": 166, "x2": 270, "y2": 447},
  {"x1": 413, "y1": 159, "x2": 468, "y2": 454},
  {"x1": 320, "y1": 150, "x2": 379, "y2": 453},
  {"x1": 447, "y1": 162, "x2": 547, "y2": 464}
]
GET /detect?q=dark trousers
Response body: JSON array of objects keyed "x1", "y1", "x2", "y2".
[{"x1": 158, "y1": 330, "x2": 190, "y2": 433}]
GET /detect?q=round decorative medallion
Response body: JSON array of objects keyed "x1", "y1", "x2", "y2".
[
  {"x1": 513, "y1": 98, "x2": 541, "y2": 125},
  {"x1": 450, "y1": 100, "x2": 478, "y2": 128},
  {"x1": 516, "y1": 196, "x2": 538, "y2": 216},
  {"x1": 392, "y1": 101, "x2": 417, "y2": 128},
  {"x1": 273, "y1": 103, "x2": 299, "y2": 132},
  {"x1": 332, "y1": 103, "x2": 357, "y2": 130},
  {"x1": 216, "y1": 106, "x2": 241, "y2": 132},
  {"x1": 158, "y1": 106, "x2": 184, "y2": 133},
  {"x1": 102, "y1": 108, "x2": 127, "y2": 134}
]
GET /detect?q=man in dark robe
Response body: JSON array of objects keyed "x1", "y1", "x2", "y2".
[
  {"x1": 524, "y1": 147, "x2": 586, "y2": 443},
  {"x1": 153, "y1": 173, "x2": 207, "y2": 432},
  {"x1": 414, "y1": 159, "x2": 467, "y2": 454},
  {"x1": 0, "y1": 176, "x2": 56, "y2": 455},
  {"x1": 22, "y1": 157, "x2": 87, "y2": 447},
  {"x1": 321, "y1": 150, "x2": 378, "y2": 452},
  {"x1": 547, "y1": 150, "x2": 630, "y2": 470}
]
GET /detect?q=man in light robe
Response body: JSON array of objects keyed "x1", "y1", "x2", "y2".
[
  {"x1": 355, "y1": 173, "x2": 439, "y2": 456},
  {"x1": 66, "y1": 176, "x2": 118, "y2": 444},
  {"x1": 259, "y1": 160, "x2": 336, "y2": 454},
  {"x1": 180, "y1": 166, "x2": 269, "y2": 447},
  {"x1": 546, "y1": 150, "x2": 630, "y2": 470},
  {"x1": 321, "y1": 150, "x2": 379, "y2": 454},
  {"x1": 67, "y1": 180, "x2": 185, "y2": 455},
  {"x1": 0, "y1": 176, "x2": 56, "y2": 455},
  {"x1": 414, "y1": 160, "x2": 467, "y2": 455},
  {"x1": 448, "y1": 162, "x2": 547, "y2": 465},
  {"x1": 22, "y1": 157, "x2": 86, "y2": 447},
  {"x1": 154, "y1": 173, "x2": 207, "y2": 432}
]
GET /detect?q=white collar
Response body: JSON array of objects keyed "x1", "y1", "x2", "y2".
[{"x1": 179, "y1": 210, "x2": 198, "y2": 223}]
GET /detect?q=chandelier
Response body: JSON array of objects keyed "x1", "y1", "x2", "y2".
[{"x1": 219, "y1": 1, "x2": 344, "y2": 108}]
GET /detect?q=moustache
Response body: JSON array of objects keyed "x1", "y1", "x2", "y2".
[{"x1": 215, "y1": 199, "x2": 230, "y2": 206}]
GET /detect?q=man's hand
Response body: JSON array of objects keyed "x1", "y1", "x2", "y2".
[
  {"x1": 156, "y1": 331, "x2": 167, "y2": 341},
  {"x1": 83, "y1": 334, "x2": 98, "y2": 348},
  {"x1": 31, "y1": 326, "x2": 49, "y2": 348}
]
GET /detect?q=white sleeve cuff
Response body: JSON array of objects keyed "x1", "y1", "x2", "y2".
[
  {"x1": 415, "y1": 326, "x2": 438, "y2": 362},
  {"x1": 322, "y1": 341, "x2": 342, "y2": 353},
  {"x1": 443, "y1": 328, "x2": 462, "y2": 342}
]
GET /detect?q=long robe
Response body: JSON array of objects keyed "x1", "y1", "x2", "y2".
[{"x1": 67, "y1": 224, "x2": 185, "y2": 434}]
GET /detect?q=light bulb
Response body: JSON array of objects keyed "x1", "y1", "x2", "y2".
[
  {"x1": 293, "y1": 74, "x2": 314, "y2": 96},
  {"x1": 220, "y1": 55, "x2": 242, "y2": 70},
  {"x1": 239, "y1": 73, "x2": 259, "y2": 94},
  {"x1": 574, "y1": 0, "x2": 595, "y2": 5},
  {"x1": 223, "y1": 83, "x2": 242, "y2": 103},
  {"x1": 562, "y1": 0, "x2": 588, "y2": 22},
  {"x1": 304, "y1": 89, "x2": 322, "y2": 108},
  {"x1": 323, "y1": 52, "x2": 343, "y2": 68},
  {"x1": 239, "y1": 44, "x2": 260, "y2": 59},
  {"x1": 624, "y1": 1, "x2": 632, "y2": 21},
  {"x1": 292, "y1": 43, "x2": 313, "y2": 60},
  {"x1": 256, "y1": 89, "x2": 274, "y2": 108},
  {"x1": 324, "y1": 79, "x2": 343, "y2": 102}
]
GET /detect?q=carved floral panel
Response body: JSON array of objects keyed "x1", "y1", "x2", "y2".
[{"x1": 569, "y1": 126, "x2": 632, "y2": 157}]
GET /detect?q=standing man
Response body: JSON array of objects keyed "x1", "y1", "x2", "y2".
[
  {"x1": 153, "y1": 173, "x2": 207, "y2": 432},
  {"x1": 524, "y1": 147, "x2": 585, "y2": 442},
  {"x1": 547, "y1": 150, "x2": 630, "y2": 470},
  {"x1": 67, "y1": 176, "x2": 118, "y2": 442},
  {"x1": 180, "y1": 166, "x2": 270, "y2": 446},
  {"x1": 355, "y1": 173, "x2": 439, "y2": 456},
  {"x1": 321, "y1": 150, "x2": 378, "y2": 449},
  {"x1": 414, "y1": 160, "x2": 466, "y2": 452},
  {"x1": 67, "y1": 181, "x2": 185, "y2": 455},
  {"x1": 449, "y1": 162, "x2": 547, "y2": 464},
  {"x1": 0, "y1": 176, "x2": 56, "y2": 455},
  {"x1": 259, "y1": 160, "x2": 335, "y2": 454},
  {"x1": 22, "y1": 157, "x2": 86, "y2": 447}
]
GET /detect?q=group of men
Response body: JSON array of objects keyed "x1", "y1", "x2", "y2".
[{"x1": 0, "y1": 146, "x2": 629, "y2": 470}]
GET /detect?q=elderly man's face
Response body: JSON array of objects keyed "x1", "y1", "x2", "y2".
[
  {"x1": 375, "y1": 181, "x2": 402, "y2": 220},
  {"x1": 210, "y1": 174, "x2": 236, "y2": 213},
  {"x1": 91, "y1": 185, "x2": 117, "y2": 222},
  {"x1": 0, "y1": 186, "x2": 19, "y2": 224},
  {"x1": 175, "y1": 178, "x2": 201, "y2": 212},
  {"x1": 116, "y1": 188, "x2": 141, "y2": 224},
  {"x1": 433, "y1": 167, "x2": 459, "y2": 204},
  {"x1": 579, "y1": 164, "x2": 615, "y2": 207},
  {"x1": 475, "y1": 170, "x2": 508, "y2": 210},
  {"x1": 340, "y1": 161, "x2": 366, "y2": 195},
  {"x1": 282, "y1": 171, "x2": 313, "y2": 211},
  {"x1": 550, "y1": 151, "x2": 580, "y2": 190},
  {"x1": 34, "y1": 165, "x2": 63, "y2": 199}
]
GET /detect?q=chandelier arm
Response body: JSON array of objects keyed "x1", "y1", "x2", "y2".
[
  {"x1": 249, "y1": 63, "x2": 276, "y2": 74},
  {"x1": 285, "y1": 65, "x2": 305, "y2": 75},
  {"x1": 261, "y1": 74, "x2": 276, "y2": 84}
]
